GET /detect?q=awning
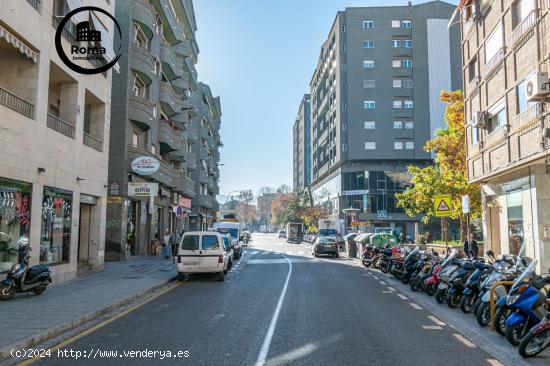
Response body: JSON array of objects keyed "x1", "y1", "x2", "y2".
[{"x1": 0, "y1": 25, "x2": 37, "y2": 63}]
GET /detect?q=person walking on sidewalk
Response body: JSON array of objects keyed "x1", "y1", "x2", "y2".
[
  {"x1": 170, "y1": 230, "x2": 179, "y2": 263},
  {"x1": 463, "y1": 233, "x2": 478, "y2": 259},
  {"x1": 162, "y1": 229, "x2": 171, "y2": 260}
]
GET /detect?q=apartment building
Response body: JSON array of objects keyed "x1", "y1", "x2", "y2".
[
  {"x1": 188, "y1": 82, "x2": 221, "y2": 231},
  {"x1": 0, "y1": 0, "x2": 116, "y2": 282},
  {"x1": 106, "y1": 0, "x2": 199, "y2": 259},
  {"x1": 460, "y1": 0, "x2": 550, "y2": 272},
  {"x1": 309, "y1": 1, "x2": 462, "y2": 235},
  {"x1": 293, "y1": 94, "x2": 312, "y2": 190}
]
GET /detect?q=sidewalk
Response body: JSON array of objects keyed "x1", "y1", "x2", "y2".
[{"x1": 0, "y1": 256, "x2": 177, "y2": 361}]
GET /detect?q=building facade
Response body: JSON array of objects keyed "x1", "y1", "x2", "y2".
[
  {"x1": 293, "y1": 94, "x2": 312, "y2": 190},
  {"x1": 460, "y1": 0, "x2": 550, "y2": 272},
  {"x1": 0, "y1": 0, "x2": 116, "y2": 282},
  {"x1": 106, "y1": 0, "x2": 200, "y2": 260},
  {"x1": 309, "y1": 1, "x2": 462, "y2": 235},
  {"x1": 188, "y1": 82, "x2": 221, "y2": 231}
]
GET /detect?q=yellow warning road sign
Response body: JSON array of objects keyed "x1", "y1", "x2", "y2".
[{"x1": 434, "y1": 195, "x2": 452, "y2": 217}]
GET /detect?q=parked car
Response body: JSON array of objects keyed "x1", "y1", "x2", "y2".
[
  {"x1": 221, "y1": 234, "x2": 234, "y2": 272},
  {"x1": 177, "y1": 232, "x2": 227, "y2": 281},
  {"x1": 312, "y1": 236, "x2": 339, "y2": 258},
  {"x1": 278, "y1": 230, "x2": 286, "y2": 238}
]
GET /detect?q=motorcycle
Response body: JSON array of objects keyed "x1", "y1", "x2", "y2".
[
  {"x1": 425, "y1": 249, "x2": 458, "y2": 296},
  {"x1": 0, "y1": 237, "x2": 52, "y2": 301},
  {"x1": 504, "y1": 260, "x2": 550, "y2": 346},
  {"x1": 390, "y1": 246, "x2": 412, "y2": 280},
  {"x1": 410, "y1": 252, "x2": 439, "y2": 292},
  {"x1": 459, "y1": 261, "x2": 492, "y2": 313},
  {"x1": 434, "y1": 252, "x2": 462, "y2": 304},
  {"x1": 518, "y1": 290, "x2": 550, "y2": 358},
  {"x1": 446, "y1": 259, "x2": 479, "y2": 308}
]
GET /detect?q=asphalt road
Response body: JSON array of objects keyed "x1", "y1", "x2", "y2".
[{"x1": 31, "y1": 234, "x2": 501, "y2": 366}]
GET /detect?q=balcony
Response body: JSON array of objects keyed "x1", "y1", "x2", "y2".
[
  {"x1": 130, "y1": 43, "x2": 155, "y2": 83},
  {"x1": 132, "y1": 0, "x2": 156, "y2": 37},
  {"x1": 184, "y1": 57, "x2": 198, "y2": 89},
  {"x1": 159, "y1": 81, "x2": 183, "y2": 117},
  {"x1": 509, "y1": 10, "x2": 539, "y2": 49},
  {"x1": 200, "y1": 124, "x2": 211, "y2": 139},
  {"x1": 200, "y1": 147, "x2": 210, "y2": 161},
  {"x1": 186, "y1": 153, "x2": 197, "y2": 171},
  {"x1": 158, "y1": 120, "x2": 181, "y2": 152},
  {"x1": 198, "y1": 194, "x2": 217, "y2": 210},
  {"x1": 26, "y1": 0, "x2": 41, "y2": 12},
  {"x1": 83, "y1": 132, "x2": 103, "y2": 152},
  {"x1": 511, "y1": 103, "x2": 543, "y2": 133},
  {"x1": 466, "y1": 76, "x2": 480, "y2": 97},
  {"x1": 174, "y1": 40, "x2": 191, "y2": 58},
  {"x1": 152, "y1": 0, "x2": 184, "y2": 45},
  {"x1": 174, "y1": 176, "x2": 195, "y2": 198},
  {"x1": 128, "y1": 95, "x2": 154, "y2": 131},
  {"x1": 481, "y1": 47, "x2": 505, "y2": 79},
  {"x1": 187, "y1": 129, "x2": 198, "y2": 142},
  {"x1": 160, "y1": 42, "x2": 183, "y2": 80},
  {"x1": 0, "y1": 86, "x2": 34, "y2": 119},
  {"x1": 199, "y1": 169, "x2": 208, "y2": 184},
  {"x1": 47, "y1": 113, "x2": 74, "y2": 138},
  {"x1": 172, "y1": 74, "x2": 190, "y2": 95}
]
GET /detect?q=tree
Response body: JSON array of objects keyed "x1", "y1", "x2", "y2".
[
  {"x1": 257, "y1": 187, "x2": 276, "y2": 227},
  {"x1": 270, "y1": 192, "x2": 291, "y2": 228},
  {"x1": 396, "y1": 91, "x2": 481, "y2": 239}
]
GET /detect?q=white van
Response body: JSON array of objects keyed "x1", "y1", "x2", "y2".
[
  {"x1": 177, "y1": 231, "x2": 227, "y2": 281},
  {"x1": 212, "y1": 222, "x2": 242, "y2": 259}
]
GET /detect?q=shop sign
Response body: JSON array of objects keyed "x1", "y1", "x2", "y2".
[
  {"x1": 109, "y1": 182, "x2": 120, "y2": 196},
  {"x1": 179, "y1": 197, "x2": 192, "y2": 209},
  {"x1": 80, "y1": 194, "x2": 97, "y2": 205},
  {"x1": 351, "y1": 221, "x2": 370, "y2": 227},
  {"x1": 131, "y1": 156, "x2": 160, "y2": 175},
  {"x1": 462, "y1": 195, "x2": 470, "y2": 214},
  {"x1": 128, "y1": 183, "x2": 158, "y2": 197},
  {"x1": 341, "y1": 190, "x2": 367, "y2": 196},
  {"x1": 107, "y1": 196, "x2": 123, "y2": 204}
]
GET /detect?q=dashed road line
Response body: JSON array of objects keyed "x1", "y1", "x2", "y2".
[
  {"x1": 422, "y1": 325, "x2": 443, "y2": 330},
  {"x1": 387, "y1": 287, "x2": 397, "y2": 292},
  {"x1": 397, "y1": 293, "x2": 408, "y2": 300},
  {"x1": 379, "y1": 280, "x2": 386, "y2": 285},
  {"x1": 486, "y1": 359, "x2": 504, "y2": 366},
  {"x1": 427, "y1": 315, "x2": 445, "y2": 326},
  {"x1": 409, "y1": 302, "x2": 422, "y2": 310},
  {"x1": 453, "y1": 333, "x2": 476, "y2": 348}
]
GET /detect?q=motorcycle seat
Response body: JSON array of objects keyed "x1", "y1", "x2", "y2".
[
  {"x1": 382, "y1": 248, "x2": 393, "y2": 256},
  {"x1": 462, "y1": 262, "x2": 476, "y2": 270},
  {"x1": 27, "y1": 265, "x2": 49, "y2": 279}
]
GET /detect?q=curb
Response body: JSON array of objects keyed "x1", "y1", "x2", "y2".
[{"x1": 0, "y1": 275, "x2": 177, "y2": 362}]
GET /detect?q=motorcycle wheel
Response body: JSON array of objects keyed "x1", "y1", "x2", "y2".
[
  {"x1": 505, "y1": 322, "x2": 528, "y2": 347},
  {"x1": 472, "y1": 297, "x2": 482, "y2": 316},
  {"x1": 493, "y1": 306, "x2": 510, "y2": 336},
  {"x1": 476, "y1": 302, "x2": 491, "y2": 327},
  {"x1": 33, "y1": 286, "x2": 46, "y2": 296},
  {"x1": 372, "y1": 258, "x2": 381, "y2": 269},
  {"x1": 0, "y1": 284, "x2": 15, "y2": 301},
  {"x1": 459, "y1": 294, "x2": 475, "y2": 313},
  {"x1": 410, "y1": 279, "x2": 419, "y2": 292},
  {"x1": 362, "y1": 259, "x2": 371, "y2": 268},
  {"x1": 435, "y1": 288, "x2": 446, "y2": 304},
  {"x1": 446, "y1": 290, "x2": 461, "y2": 308},
  {"x1": 425, "y1": 283, "x2": 436, "y2": 296},
  {"x1": 401, "y1": 274, "x2": 409, "y2": 285},
  {"x1": 518, "y1": 329, "x2": 550, "y2": 358},
  {"x1": 380, "y1": 261, "x2": 390, "y2": 273}
]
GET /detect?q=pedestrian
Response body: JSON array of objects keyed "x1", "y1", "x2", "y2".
[
  {"x1": 464, "y1": 233, "x2": 479, "y2": 259},
  {"x1": 163, "y1": 229, "x2": 171, "y2": 260},
  {"x1": 170, "y1": 230, "x2": 178, "y2": 262},
  {"x1": 425, "y1": 231, "x2": 433, "y2": 244},
  {"x1": 399, "y1": 232, "x2": 406, "y2": 244}
]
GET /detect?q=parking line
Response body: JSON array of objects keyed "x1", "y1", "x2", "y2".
[
  {"x1": 427, "y1": 316, "x2": 445, "y2": 326},
  {"x1": 486, "y1": 359, "x2": 504, "y2": 366},
  {"x1": 373, "y1": 276, "x2": 379, "y2": 280},
  {"x1": 453, "y1": 333, "x2": 477, "y2": 348},
  {"x1": 387, "y1": 287, "x2": 396, "y2": 292},
  {"x1": 397, "y1": 293, "x2": 408, "y2": 300},
  {"x1": 379, "y1": 280, "x2": 386, "y2": 285},
  {"x1": 409, "y1": 302, "x2": 422, "y2": 310},
  {"x1": 382, "y1": 290, "x2": 393, "y2": 294},
  {"x1": 422, "y1": 325, "x2": 443, "y2": 330}
]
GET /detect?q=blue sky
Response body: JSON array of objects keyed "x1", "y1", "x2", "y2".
[{"x1": 193, "y1": 0, "x2": 456, "y2": 197}]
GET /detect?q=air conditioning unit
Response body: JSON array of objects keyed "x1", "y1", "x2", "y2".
[
  {"x1": 526, "y1": 70, "x2": 549, "y2": 101},
  {"x1": 472, "y1": 111, "x2": 488, "y2": 129}
]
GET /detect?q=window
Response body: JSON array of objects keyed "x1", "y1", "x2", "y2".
[
  {"x1": 133, "y1": 23, "x2": 149, "y2": 50},
  {"x1": 342, "y1": 25, "x2": 346, "y2": 32},
  {"x1": 155, "y1": 16, "x2": 162, "y2": 36},
  {"x1": 132, "y1": 132, "x2": 139, "y2": 146},
  {"x1": 403, "y1": 59, "x2": 413, "y2": 68},
  {"x1": 517, "y1": 75, "x2": 535, "y2": 113},
  {"x1": 363, "y1": 80, "x2": 375, "y2": 88},
  {"x1": 132, "y1": 74, "x2": 146, "y2": 97},
  {"x1": 405, "y1": 141, "x2": 415, "y2": 150},
  {"x1": 201, "y1": 235, "x2": 220, "y2": 250},
  {"x1": 364, "y1": 142, "x2": 376, "y2": 150},
  {"x1": 404, "y1": 121, "x2": 414, "y2": 129},
  {"x1": 471, "y1": 126, "x2": 479, "y2": 145},
  {"x1": 404, "y1": 100, "x2": 414, "y2": 109},
  {"x1": 363, "y1": 60, "x2": 375, "y2": 68},
  {"x1": 404, "y1": 40, "x2": 412, "y2": 48},
  {"x1": 181, "y1": 235, "x2": 199, "y2": 250},
  {"x1": 403, "y1": 20, "x2": 412, "y2": 28},
  {"x1": 393, "y1": 100, "x2": 403, "y2": 109},
  {"x1": 393, "y1": 79, "x2": 402, "y2": 88},
  {"x1": 392, "y1": 59, "x2": 401, "y2": 68},
  {"x1": 513, "y1": 0, "x2": 536, "y2": 28},
  {"x1": 40, "y1": 187, "x2": 72, "y2": 265},
  {"x1": 364, "y1": 121, "x2": 376, "y2": 129},
  {"x1": 392, "y1": 20, "x2": 401, "y2": 28},
  {"x1": 151, "y1": 144, "x2": 156, "y2": 155},
  {"x1": 393, "y1": 121, "x2": 403, "y2": 129},
  {"x1": 487, "y1": 98, "x2": 507, "y2": 133},
  {"x1": 394, "y1": 141, "x2": 403, "y2": 150},
  {"x1": 342, "y1": 143, "x2": 347, "y2": 151},
  {"x1": 392, "y1": 40, "x2": 401, "y2": 48},
  {"x1": 364, "y1": 101, "x2": 376, "y2": 109},
  {"x1": 342, "y1": 103, "x2": 347, "y2": 111},
  {"x1": 403, "y1": 79, "x2": 413, "y2": 88},
  {"x1": 468, "y1": 57, "x2": 478, "y2": 82},
  {"x1": 363, "y1": 20, "x2": 374, "y2": 28},
  {"x1": 362, "y1": 40, "x2": 374, "y2": 48},
  {"x1": 485, "y1": 23, "x2": 503, "y2": 63}
]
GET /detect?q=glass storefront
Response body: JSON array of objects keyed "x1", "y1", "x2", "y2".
[
  {"x1": 0, "y1": 179, "x2": 32, "y2": 273},
  {"x1": 506, "y1": 189, "x2": 523, "y2": 256},
  {"x1": 40, "y1": 187, "x2": 72, "y2": 264}
]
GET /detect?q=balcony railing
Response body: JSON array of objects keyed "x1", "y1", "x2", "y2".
[
  {"x1": 509, "y1": 10, "x2": 539, "y2": 49},
  {"x1": 26, "y1": 0, "x2": 41, "y2": 12},
  {"x1": 47, "y1": 113, "x2": 75, "y2": 138},
  {"x1": 83, "y1": 132, "x2": 103, "y2": 152},
  {"x1": 481, "y1": 47, "x2": 505, "y2": 78},
  {"x1": 466, "y1": 76, "x2": 480, "y2": 96},
  {"x1": 0, "y1": 86, "x2": 34, "y2": 118},
  {"x1": 511, "y1": 103, "x2": 542, "y2": 132}
]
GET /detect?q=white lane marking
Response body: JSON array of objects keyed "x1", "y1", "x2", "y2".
[
  {"x1": 250, "y1": 251, "x2": 258, "y2": 255},
  {"x1": 362, "y1": 274, "x2": 369, "y2": 276},
  {"x1": 379, "y1": 280, "x2": 386, "y2": 285},
  {"x1": 397, "y1": 293, "x2": 408, "y2": 300},
  {"x1": 382, "y1": 291, "x2": 393, "y2": 294},
  {"x1": 486, "y1": 359, "x2": 504, "y2": 366},
  {"x1": 255, "y1": 254, "x2": 292, "y2": 366},
  {"x1": 453, "y1": 333, "x2": 476, "y2": 348},
  {"x1": 427, "y1": 315, "x2": 445, "y2": 326},
  {"x1": 422, "y1": 325, "x2": 443, "y2": 330},
  {"x1": 373, "y1": 276, "x2": 379, "y2": 280},
  {"x1": 409, "y1": 303, "x2": 423, "y2": 310},
  {"x1": 387, "y1": 287, "x2": 396, "y2": 292}
]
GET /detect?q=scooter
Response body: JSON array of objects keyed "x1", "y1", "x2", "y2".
[
  {"x1": 446, "y1": 259, "x2": 479, "y2": 308},
  {"x1": 401, "y1": 246, "x2": 421, "y2": 284},
  {"x1": 459, "y1": 261, "x2": 492, "y2": 313},
  {"x1": 504, "y1": 260, "x2": 550, "y2": 346},
  {"x1": 434, "y1": 251, "x2": 462, "y2": 304},
  {"x1": 518, "y1": 290, "x2": 550, "y2": 358},
  {"x1": 425, "y1": 249, "x2": 458, "y2": 296},
  {"x1": 0, "y1": 237, "x2": 51, "y2": 301}
]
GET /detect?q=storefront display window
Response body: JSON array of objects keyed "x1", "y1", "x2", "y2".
[
  {"x1": 40, "y1": 187, "x2": 72, "y2": 265},
  {"x1": 506, "y1": 189, "x2": 523, "y2": 256},
  {"x1": 127, "y1": 201, "x2": 137, "y2": 256},
  {"x1": 0, "y1": 179, "x2": 31, "y2": 273}
]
